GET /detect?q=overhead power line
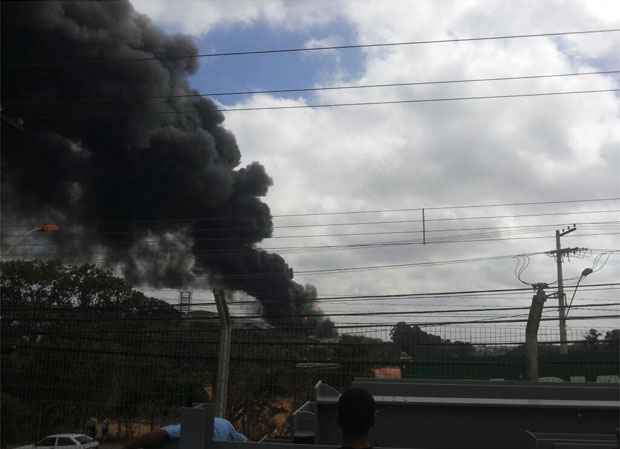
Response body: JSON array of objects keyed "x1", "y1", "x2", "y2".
[
  {"x1": 8, "y1": 219, "x2": 616, "y2": 239},
  {"x1": 133, "y1": 27, "x2": 620, "y2": 59},
  {"x1": 256, "y1": 232, "x2": 620, "y2": 253},
  {"x1": 271, "y1": 197, "x2": 620, "y2": 217},
  {"x1": 254, "y1": 220, "x2": 620, "y2": 239},
  {"x1": 25, "y1": 210, "x2": 590, "y2": 236},
  {"x1": 154, "y1": 284, "x2": 620, "y2": 306},
  {"x1": 194, "y1": 297, "x2": 616, "y2": 308},
  {"x1": 12, "y1": 231, "x2": 620, "y2": 254},
  {"x1": 221, "y1": 302, "x2": 620, "y2": 320},
  {"x1": 16, "y1": 89, "x2": 620, "y2": 118},
  {"x1": 8, "y1": 27, "x2": 620, "y2": 67},
  {"x1": 6, "y1": 199, "x2": 617, "y2": 228},
  {"x1": 147, "y1": 250, "x2": 546, "y2": 277},
  {"x1": 218, "y1": 88, "x2": 620, "y2": 112},
  {"x1": 334, "y1": 313, "x2": 620, "y2": 329},
  {"x1": 146, "y1": 69, "x2": 620, "y2": 98},
  {"x1": 76, "y1": 250, "x2": 575, "y2": 279},
  {"x1": 70, "y1": 231, "x2": 601, "y2": 255},
  {"x1": 11, "y1": 302, "x2": 619, "y2": 318},
  {"x1": 7, "y1": 69, "x2": 620, "y2": 104},
  {"x1": 268, "y1": 210, "x2": 620, "y2": 229},
  {"x1": 293, "y1": 251, "x2": 570, "y2": 275},
  {"x1": 286, "y1": 291, "x2": 620, "y2": 306}
]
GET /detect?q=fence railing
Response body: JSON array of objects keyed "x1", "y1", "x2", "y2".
[{"x1": 2, "y1": 305, "x2": 618, "y2": 445}]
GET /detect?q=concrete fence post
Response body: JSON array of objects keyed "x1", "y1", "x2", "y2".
[{"x1": 214, "y1": 289, "x2": 231, "y2": 418}]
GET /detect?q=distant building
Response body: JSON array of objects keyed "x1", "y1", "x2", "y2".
[{"x1": 373, "y1": 367, "x2": 402, "y2": 379}]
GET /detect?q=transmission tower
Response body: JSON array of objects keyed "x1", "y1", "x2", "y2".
[{"x1": 179, "y1": 290, "x2": 192, "y2": 316}]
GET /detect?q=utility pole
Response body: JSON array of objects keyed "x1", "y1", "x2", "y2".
[
  {"x1": 554, "y1": 225, "x2": 576, "y2": 354},
  {"x1": 422, "y1": 208, "x2": 426, "y2": 244},
  {"x1": 525, "y1": 283, "x2": 548, "y2": 381}
]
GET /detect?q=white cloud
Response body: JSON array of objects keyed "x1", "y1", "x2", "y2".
[
  {"x1": 133, "y1": 0, "x2": 620, "y2": 329},
  {"x1": 130, "y1": 0, "x2": 347, "y2": 35}
]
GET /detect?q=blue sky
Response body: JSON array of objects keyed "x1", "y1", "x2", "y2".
[{"x1": 188, "y1": 19, "x2": 365, "y2": 106}]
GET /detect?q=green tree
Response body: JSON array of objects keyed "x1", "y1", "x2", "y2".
[
  {"x1": 390, "y1": 322, "x2": 415, "y2": 353},
  {"x1": 584, "y1": 328, "x2": 602, "y2": 350},
  {"x1": 390, "y1": 322, "x2": 474, "y2": 360},
  {"x1": 1, "y1": 260, "x2": 131, "y2": 308},
  {"x1": 1, "y1": 260, "x2": 194, "y2": 443},
  {"x1": 313, "y1": 317, "x2": 337, "y2": 339},
  {"x1": 603, "y1": 329, "x2": 619, "y2": 351}
]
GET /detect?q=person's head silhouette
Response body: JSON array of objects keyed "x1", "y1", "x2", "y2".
[{"x1": 338, "y1": 388, "x2": 375, "y2": 449}]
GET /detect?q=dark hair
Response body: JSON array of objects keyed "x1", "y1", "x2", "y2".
[{"x1": 337, "y1": 388, "x2": 375, "y2": 439}]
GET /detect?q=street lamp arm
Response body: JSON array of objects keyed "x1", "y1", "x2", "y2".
[
  {"x1": 565, "y1": 268, "x2": 593, "y2": 319},
  {"x1": 565, "y1": 276, "x2": 582, "y2": 319},
  {"x1": 1, "y1": 224, "x2": 59, "y2": 259}
]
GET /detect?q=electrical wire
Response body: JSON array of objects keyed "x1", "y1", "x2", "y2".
[
  {"x1": 218, "y1": 89, "x2": 620, "y2": 112},
  {"x1": 218, "y1": 283, "x2": 620, "y2": 305},
  {"x1": 273, "y1": 210, "x2": 620, "y2": 228},
  {"x1": 8, "y1": 27, "x2": 620, "y2": 66},
  {"x1": 15, "y1": 89, "x2": 620, "y2": 116},
  {"x1": 12, "y1": 230, "x2": 619, "y2": 254},
  {"x1": 259, "y1": 231, "x2": 619, "y2": 253},
  {"x1": 10, "y1": 301, "x2": 619, "y2": 318},
  {"x1": 273, "y1": 198, "x2": 620, "y2": 217},
  {"x1": 175, "y1": 289, "x2": 620, "y2": 308},
  {"x1": 253, "y1": 220, "x2": 620, "y2": 239},
  {"x1": 514, "y1": 255, "x2": 532, "y2": 286},
  {"x1": 9, "y1": 285, "x2": 619, "y2": 310},
  {"x1": 6, "y1": 69, "x2": 620, "y2": 104},
  {"x1": 5, "y1": 203, "x2": 618, "y2": 228},
  {"x1": 153, "y1": 286, "x2": 620, "y2": 307},
  {"x1": 293, "y1": 251, "x2": 567, "y2": 276},
  {"x1": 334, "y1": 313, "x2": 620, "y2": 329},
  {"x1": 216, "y1": 302, "x2": 620, "y2": 320}
]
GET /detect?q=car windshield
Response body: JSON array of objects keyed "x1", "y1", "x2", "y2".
[
  {"x1": 37, "y1": 438, "x2": 56, "y2": 446},
  {"x1": 75, "y1": 436, "x2": 93, "y2": 444}
]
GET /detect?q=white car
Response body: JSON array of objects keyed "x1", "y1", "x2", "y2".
[{"x1": 34, "y1": 434, "x2": 99, "y2": 449}]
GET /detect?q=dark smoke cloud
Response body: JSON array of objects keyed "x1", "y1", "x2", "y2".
[{"x1": 1, "y1": 1, "x2": 332, "y2": 330}]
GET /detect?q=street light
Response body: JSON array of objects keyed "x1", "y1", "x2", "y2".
[
  {"x1": 39, "y1": 224, "x2": 59, "y2": 232},
  {"x1": 1, "y1": 223, "x2": 59, "y2": 258},
  {"x1": 565, "y1": 267, "x2": 593, "y2": 319}
]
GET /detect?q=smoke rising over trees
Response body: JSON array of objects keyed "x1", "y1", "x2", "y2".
[{"x1": 1, "y1": 1, "x2": 332, "y2": 330}]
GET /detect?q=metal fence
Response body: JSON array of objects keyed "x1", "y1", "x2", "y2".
[{"x1": 2, "y1": 304, "x2": 619, "y2": 446}]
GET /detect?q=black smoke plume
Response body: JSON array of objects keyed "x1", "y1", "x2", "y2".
[{"x1": 1, "y1": 1, "x2": 333, "y2": 332}]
